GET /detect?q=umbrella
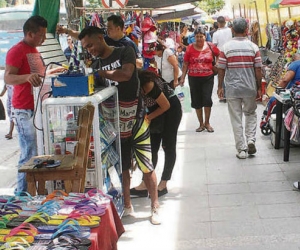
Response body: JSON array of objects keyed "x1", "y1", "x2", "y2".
[
  {"x1": 280, "y1": 0, "x2": 300, "y2": 5},
  {"x1": 270, "y1": 0, "x2": 283, "y2": 9}
]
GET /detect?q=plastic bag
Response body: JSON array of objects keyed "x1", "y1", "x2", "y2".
[
  {"x1": 175, "y1": 85, "x2": 191, "y2": 113},
  {"x1": 0, "y1": 99, "x2": 5, "y2": 120}
]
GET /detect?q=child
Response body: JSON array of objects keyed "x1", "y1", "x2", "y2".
[
  {"x1": 0, "y1": 84, "x2": 14, "y2": 139},
  {"x1": 176, "y1": 45, "x2": 184, "y2": 69}
]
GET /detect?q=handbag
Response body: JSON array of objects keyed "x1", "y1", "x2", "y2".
[
  {"x1": 0, "y1": 99, "x2": 5, "y2": 120},
  {"x1": 207, "y1": 42, "x2": 218, "y2": 76}
]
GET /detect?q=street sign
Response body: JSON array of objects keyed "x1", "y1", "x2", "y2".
[{"x1": 101, "y1": 0, "x2": 128, "y2": 8}]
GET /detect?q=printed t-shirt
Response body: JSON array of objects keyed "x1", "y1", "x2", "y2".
[
  {"x1": 184, "y1": 43, "x2": 220, "y2": 77},
  {"x1": 143, "y1": 78, "x2": 174, "y2": 112},
  {"x1": 98, "y1": 46, "x2": 139, "y2": 139},
  {"x1": 6, "y1": 41, "x2": 45, "y2": 110},
  {"x1": 218, "y1": 37, "x2": 262, "y2": 98}
]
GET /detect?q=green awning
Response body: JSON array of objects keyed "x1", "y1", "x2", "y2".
[
  {"x1": 270, "y1": 0, "x2": 282, "y2": 9},
  {"x1": 32, "y1": 0, "x2": 60, "y2": 35}
]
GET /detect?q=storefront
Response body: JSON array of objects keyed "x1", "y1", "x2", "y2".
[{"x1": 227, "y1": 0, "x2": 300, "y2": 46}]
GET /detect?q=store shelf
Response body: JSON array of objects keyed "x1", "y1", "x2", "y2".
[{"x1": 41, "y1": 86, "x2": 123, "y2": 215}]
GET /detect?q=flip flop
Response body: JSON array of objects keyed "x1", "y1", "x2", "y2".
[
  {"x1": 195, "y1": 127, "x2": 206, "y2": 132},
  {"x1": 293, "y1": 181, "x2": 300, "y2": 190},
  {"x1": 51, "y1": 234, "x2": 91, "y2": 247},
  {"x1": 5, "y1": 135, "x2": 12, "y2": 140},
  {"x1": 205, "y1": 126, "x2": 214, "y2": 133}
]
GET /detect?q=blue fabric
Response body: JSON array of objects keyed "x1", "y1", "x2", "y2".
[
  {"x1": 12, "y1": 108, "x2": 37, "y2": 193},
  {"x1": 188, "y1": 31, "x2": 212, "y2": 44},
  {"x1": 286, "y1": 60, "x2": 300, "y2": 89}
]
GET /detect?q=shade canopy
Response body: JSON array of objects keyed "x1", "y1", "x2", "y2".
[
  {"x1": 270, "y1": 0, "x2": 283, "y2": 9},
  {"x1": 280, "y1": 0, "x2": 300, "y2": 5}
]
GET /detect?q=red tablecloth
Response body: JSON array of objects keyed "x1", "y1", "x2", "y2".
[{"x1": 89, "y1": 201, "x2": 124, "y2": 250}]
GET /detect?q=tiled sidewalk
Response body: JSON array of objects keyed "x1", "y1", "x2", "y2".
[{"x1": 118, "y1": 81, "x2": 300, "y2": 250}]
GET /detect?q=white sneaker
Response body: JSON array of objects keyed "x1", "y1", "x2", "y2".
[
  {"x1": 123, "y1": 205, "x2": 134, "y2": 217},
  {"x1": 236, "y1": 150, "x2": 247, "y2": 159},
  {"x1": 150, "y1": 207, "x2": 161, "y2": 225},
  {"x1": 248, "y1": 141, "x2": 257, "y2": 155}
]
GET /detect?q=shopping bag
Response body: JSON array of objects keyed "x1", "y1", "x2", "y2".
[
  {"x1": 0, "y1": 99, "x2": 5, "y2": 120},
  {"x1": 175, "y1": 85, "x2": 191, "y2": 113}
]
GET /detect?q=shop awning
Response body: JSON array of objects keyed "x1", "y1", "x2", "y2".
[
  {"x1": 270, "y1": 0, "x2": 283, "y2": 9},
  {"x1": 280, "y1": 0, "x2": 300, "y2": 5},
  {"x1": 152, "y1": 3, "x2": 204, "y2": 23},
  {"x1": 153, "y1": 8, "x2": 197, "y2": 22},
  {"x1": 127, "y1": 0, "x2": 198, "y2": 8}
]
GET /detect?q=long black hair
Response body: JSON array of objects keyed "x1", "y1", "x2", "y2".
[{"x1": 138, "y1": 69, "x2": 159, "y2": 87}]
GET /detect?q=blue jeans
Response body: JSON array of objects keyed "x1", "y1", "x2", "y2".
[{"x1": 12, "y1": 108, "x2": 37, "y2": 193}]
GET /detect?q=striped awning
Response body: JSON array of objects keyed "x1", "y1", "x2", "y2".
[{"x1": 280, "y1": 0, "x2": 300, "y2": 5}]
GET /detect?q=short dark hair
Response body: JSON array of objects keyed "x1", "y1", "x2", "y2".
[
  {"x1": 194, "y1": 27, "x2": 206, "y2": 35},
  {"x1": 78, "y1": 26, "x2": 106, "y2": 40},
  {"x1": 107, "y1": 15, "x2": 124, "y2": 30},
  {"x1": 232, "y1": 17, "x2": 248, "y2": 34},
  {"x1": 23, "y1": 15, "x2": 47, "y2": 35},
  {"x1": 217, "y1": 16, "x2": 226, "y2": 24},
  {"x1": 213, "y1": 22, "x2": 218, "y2": 29}
]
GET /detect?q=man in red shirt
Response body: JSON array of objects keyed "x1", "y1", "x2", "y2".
[{"x1": 4, "y1": 16, "x2": 47, "y2": 193}]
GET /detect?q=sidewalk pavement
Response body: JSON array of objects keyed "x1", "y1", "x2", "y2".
[
  {"x1": 0, "y1": 92, "x2": 19, "y2": 195},
  {"x1": 118, "y1": 79, "x2": 300, "y2": 250}
]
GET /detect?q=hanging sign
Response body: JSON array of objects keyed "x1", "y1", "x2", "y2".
[{"x1": 101, "y1": 0, "x2": 128, "y2": 8}]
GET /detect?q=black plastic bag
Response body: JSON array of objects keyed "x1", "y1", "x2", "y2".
[{"x1": 0, "y1": 99, "x2": 5, "y2": 120}]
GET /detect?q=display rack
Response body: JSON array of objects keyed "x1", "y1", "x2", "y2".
[{"x1": 41, "y1": 87, "x2": 124, "y2": 214}]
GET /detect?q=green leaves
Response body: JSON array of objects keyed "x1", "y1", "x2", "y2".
[{"x1": 194, "y1": 0, "x2": 225, "y2": 15}]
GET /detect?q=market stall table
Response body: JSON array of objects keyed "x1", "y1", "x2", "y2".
[
  {"x1": 89, "y1": 200, "x2": 125, "y2": 250},
  {"x1": 273, "y1": 92, "x2": 291, "y2": 161}
]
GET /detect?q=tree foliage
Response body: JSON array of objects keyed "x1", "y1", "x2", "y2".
[
  {"x1": 87, "y1": 0, "x2": 103, "y2": 8},
  {"x1": 0, "y1": 0, "x2": 6, "y2": 8},
  {"x1": 194, "y1": 0, "x2": 225, "y2": 15}
]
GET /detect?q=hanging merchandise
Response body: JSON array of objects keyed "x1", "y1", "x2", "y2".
[
  {"x1": 250, "y1": 21, "x2": 259, "y2": 46},
  {"x1": 141, "y1": 17, "x2": 158, "y2": 70}
]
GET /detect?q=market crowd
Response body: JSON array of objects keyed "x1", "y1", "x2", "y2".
[{"x1": 2, "y1": 12, "x2": 264, "y2": 226}]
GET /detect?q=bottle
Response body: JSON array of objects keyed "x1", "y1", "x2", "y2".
[
  {"x1": 79, "y1": 53, "x2": 86, "y2": 75},
  {"x1": 86, "y1": 67, "x2": 95, "y2": 95},
  {"x1": 49, "y1": 120, "x2": 54, "y2": 143}
]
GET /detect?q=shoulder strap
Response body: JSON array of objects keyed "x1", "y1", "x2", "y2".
[{"x1": 207, "y1": 42, "x2": 216, "y2": 64}]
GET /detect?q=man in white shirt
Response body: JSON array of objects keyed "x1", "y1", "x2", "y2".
[
  {"x1": 213, "y1": 16, "x2": 233, "y2": 102},
  {"x1": 213, "y1": 16, "x2": 233, "y2": 49}
]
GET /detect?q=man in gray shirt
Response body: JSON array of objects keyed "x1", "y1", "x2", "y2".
[{"x1": 217, "y1": 17, "x2": 262, "y2": 159}]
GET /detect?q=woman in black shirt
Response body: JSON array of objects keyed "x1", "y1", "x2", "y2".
[{"x1": 130, "y1": 70, "x2": 182, "y2": 197}]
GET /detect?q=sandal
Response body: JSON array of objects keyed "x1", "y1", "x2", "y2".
[
  {"x1": 5, "y1": 134, "x2": 12, "y2": 140},
  {"x1": 195, "y1": 126, "x2": 206, "y2": 132},
  {"x1": 205, "y1": 125, "x2": 214, "y2": 133}
]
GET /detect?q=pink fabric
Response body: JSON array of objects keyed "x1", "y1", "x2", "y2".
[{"x1": 89, "y1": 201, "x2": 124, "y2": 250}]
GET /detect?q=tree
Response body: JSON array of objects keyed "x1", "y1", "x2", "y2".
[
  {"x1": 194, "y1": 0, "x2": 225, "y2": 15},
  {"x1": 87, "y1": 0, "x2": 103, "y2": 8},
  {"x1": 0, "y1": 0, "x2": 6, "y2": 8}
]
